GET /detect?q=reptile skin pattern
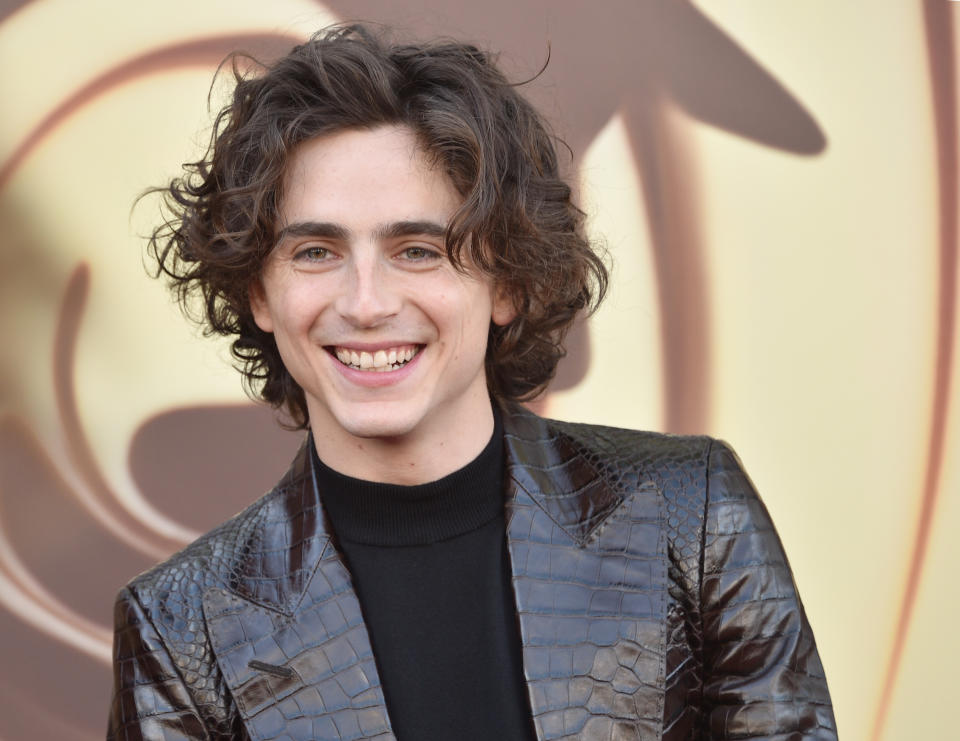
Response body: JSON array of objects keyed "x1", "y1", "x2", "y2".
[{"x1": 107, "y1": 404, "x2": 837, "y2": 740}]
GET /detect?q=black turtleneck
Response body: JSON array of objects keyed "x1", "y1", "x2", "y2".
[{"x1": 312, "y1": 411, "x2": 535, "y2": 741}]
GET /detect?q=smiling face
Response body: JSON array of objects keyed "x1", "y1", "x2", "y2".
[{"x1": 250, "y1": 125, "x2": 515, "y2": 481}]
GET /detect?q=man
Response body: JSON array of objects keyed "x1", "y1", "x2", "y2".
[{"x1": 108, "y1": 25, "x2": 837, "y2": 741}]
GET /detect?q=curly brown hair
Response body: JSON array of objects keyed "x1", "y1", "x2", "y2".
[{"x1": 148, "y1": 24, "x2": 607, "y2": 428}]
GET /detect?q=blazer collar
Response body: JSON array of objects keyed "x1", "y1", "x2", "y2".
[
  {"x1": 224, "y1": 402, "x2": 636, "y2": 615},
  {"x1": 499, "y1": 402, "x2": 640, "y2": 546}
]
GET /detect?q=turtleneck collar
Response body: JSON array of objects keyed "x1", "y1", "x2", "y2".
[{"x1": 312, "y1": 408, "x2": 504, "y2": 546}]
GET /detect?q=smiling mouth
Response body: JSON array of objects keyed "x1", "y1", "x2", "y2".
[{"x1": 330, "y1": 344, "x2": 422, "y2": 372}]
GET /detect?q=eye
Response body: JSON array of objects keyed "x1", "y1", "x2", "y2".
[
  {"x1": 399, "y1": 245, "x2": 442, "y2": 262},
  {"x1": 295, "y1": 245, "x2": 332, "y2": 262}
]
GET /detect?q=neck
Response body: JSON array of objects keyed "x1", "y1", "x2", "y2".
[{"x1": 310, "y1": 397, "x2": 496, "y2": 485}]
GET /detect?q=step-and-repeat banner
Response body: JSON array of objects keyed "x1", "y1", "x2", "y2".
[{"x1": 0, "y1": 1, "x2": 957, "y2": 738}]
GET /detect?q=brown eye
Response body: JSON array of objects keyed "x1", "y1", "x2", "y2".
[{"x1": 298, "y1": 246, "x2": 330, "y2": 261}]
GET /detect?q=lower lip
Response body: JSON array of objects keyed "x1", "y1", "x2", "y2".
[{"x1": 330, "y1": 348, "x2": 423, "y2": 388}]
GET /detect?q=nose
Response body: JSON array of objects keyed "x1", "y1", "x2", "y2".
[{"x1": 334, "y1": 251, "x2": 402, "y2": 327}]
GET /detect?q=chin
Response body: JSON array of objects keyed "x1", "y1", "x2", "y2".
[{"x1": 328, "y1": 405, "x2": 423, "y2": 441}]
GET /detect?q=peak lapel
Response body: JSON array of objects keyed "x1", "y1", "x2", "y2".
[
  {"x1": 203, "y1": 440, "x2": 395, "y2": 741},
  {"x1": 501, "y1": 405, "x2": 669, "y2": 740}
]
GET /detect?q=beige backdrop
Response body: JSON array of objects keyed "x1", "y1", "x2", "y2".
[{"x1": 0, "y1": 1, "x2": 957, "y2": 738}]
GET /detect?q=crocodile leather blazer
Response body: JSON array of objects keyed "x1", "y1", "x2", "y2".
[{"x1": 107, "y1": 404, "x2": 837, "y2": 740}]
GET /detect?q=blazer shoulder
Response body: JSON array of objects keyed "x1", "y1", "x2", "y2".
[
  {"x1": 553, "y1": 418, "x2": 720, "y2": 514},
  {"x1": 502, "y1": 404, "x2": 720, "y2": 547},
  {"x1": 559, "y1": 417, "x2": 711, "y2": 464},
  {"x1": 125, "y1": 484, "x2": 278, "y2": 607},
  {"x1": 124, "y1": 437, "x2": 318, "y2": 616},
  {"x1": 513, "y1": 405, "x2": 715, "y2": 480}
]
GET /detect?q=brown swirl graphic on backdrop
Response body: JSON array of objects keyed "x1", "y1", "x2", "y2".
[
  {"x1": 0, "y1": 32, "x2": 302, "y2": 191},
  {"x1": 0, "y1": 29, "x2": 305, "y2": 738},
  {"x1": 0, "y1": 0, "x2": 32, "y2": 26},
  {"x1": 54, "y1": 266, "x2": 187, "y2": 558},
  {"x1": 870, "y1": 2, "x2": 958, "y2": 739}
]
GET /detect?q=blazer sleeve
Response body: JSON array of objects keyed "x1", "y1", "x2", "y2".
[
  {"x1": 700, "y1": 440, "x2": 837, "y2": 740},
  {"x1": 107, "y1": 587, "x2": 211, "y2": 741}
]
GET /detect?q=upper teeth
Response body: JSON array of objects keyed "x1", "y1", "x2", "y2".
[{"x1": 335, "y1": 345, "x2": 418, "y2": 371}]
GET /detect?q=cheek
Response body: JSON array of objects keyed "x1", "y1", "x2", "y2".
[
  {"x1": 276, "y1": 289, "x2": 327, "y2": 330},
  {"x1": 421, "y1": 275, "x2": 494, "y2": 345},
  {"x1": 457, "y1": 294, "x2": 496, "y2": 348}
]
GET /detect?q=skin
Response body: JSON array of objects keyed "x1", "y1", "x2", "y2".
[{"x1": 250, "y1": 125, "x2": 516, "y2": 484}]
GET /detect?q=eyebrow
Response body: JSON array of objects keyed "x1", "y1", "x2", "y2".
[
  {"x1": 276, "y1": 221, "x2": 349, "y2": 242},
  {"x1": 276, "y1": 220, "x2": 448, "y2": 243}
]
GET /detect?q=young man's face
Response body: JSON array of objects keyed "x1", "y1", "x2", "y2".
[{"x1": 250, "y1": 125, "x2": 515, "y2": 456}]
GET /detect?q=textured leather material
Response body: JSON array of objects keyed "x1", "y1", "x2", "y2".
[
  {"x1": 107, "y1": 404, "x2": 837, "y2": 740},
  {"x1": 202, "y1": 558, "x2": 393, "y2": 740}
]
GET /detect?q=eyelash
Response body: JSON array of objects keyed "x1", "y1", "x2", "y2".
[
  {"x1": 295, "y1": 246, "x2": 331, "y2": 262},
  {"x1": 400, "y1": 246, "x2": 441, "y2": 261}
]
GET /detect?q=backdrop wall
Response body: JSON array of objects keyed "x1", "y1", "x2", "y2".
[{"x1": 0, "y1": 1, "x2": 957, "y2": 738}]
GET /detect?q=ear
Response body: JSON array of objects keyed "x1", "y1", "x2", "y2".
[
  {"x1": 490, "y1": 284, "x2": 517, "y2": 327},
  {"x1": 248, "y1": 277, "x2": 274, "y2": 333}
]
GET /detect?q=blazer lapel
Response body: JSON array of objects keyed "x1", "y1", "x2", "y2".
[
  {"x1": 202, "y1": 440, "x2": 395, "y2": 741},
  {"x1": 501, "y1": 405, "x2": 668, "y2": 741}
]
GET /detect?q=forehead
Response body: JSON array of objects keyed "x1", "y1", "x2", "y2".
[{"x1": 279, "y1": 125, "x2": 462, "y2": 231}]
